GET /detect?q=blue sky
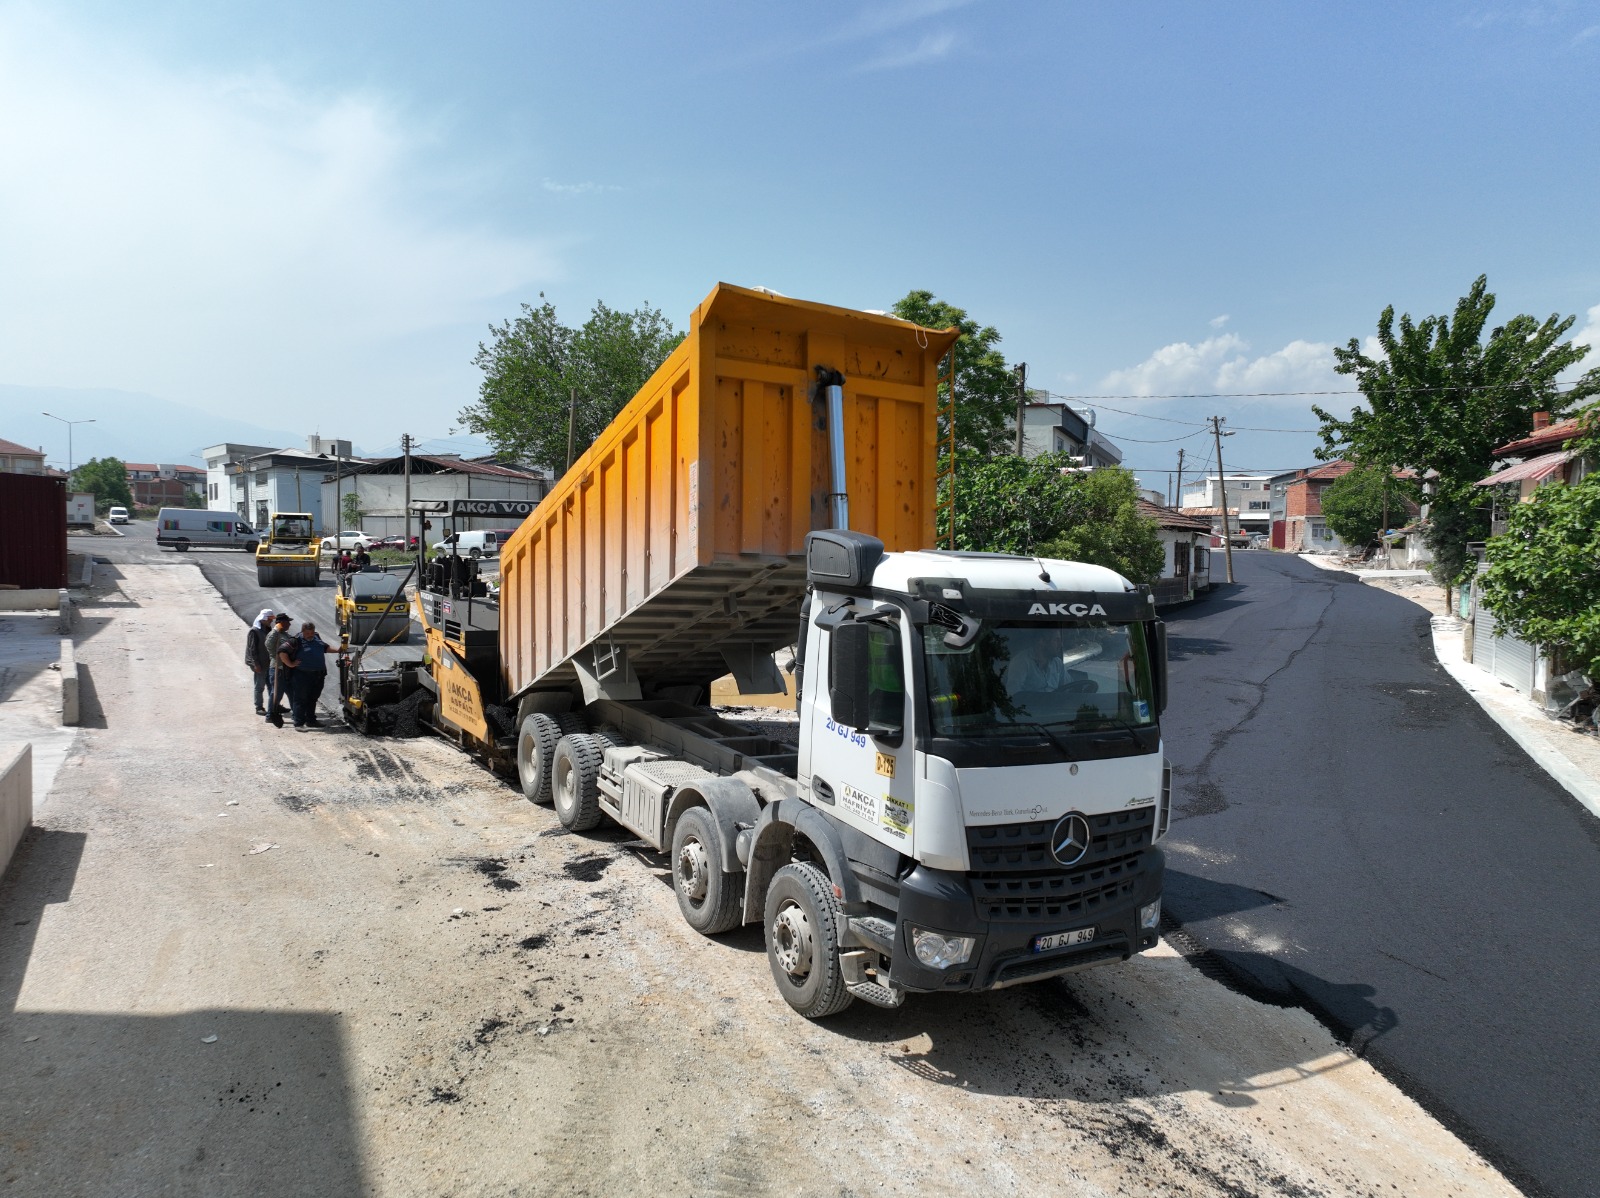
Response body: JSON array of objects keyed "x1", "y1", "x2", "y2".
[{"x1": 3, "y1": 0, "x2": 1598, "y2": 491}]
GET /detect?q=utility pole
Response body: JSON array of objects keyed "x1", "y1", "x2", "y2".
[
  {"x1": 1210, "y1": 416, "x2": 1235, "y2": 584},
  {"x1": 1173, "y1": 448, "x2": 1185, "y2": 509},
  {"x1": 1013, "y1": 363, "x2": 1028, "y2": 456},
  {"x1": 401, "y1": 433, "x2": 415, "y2": 552},
  {"x1": 566, "y1": 389, "x2": 579, "y2": 472}
]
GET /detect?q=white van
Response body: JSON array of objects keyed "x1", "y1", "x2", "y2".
[
  {"x1": 107, "y1": 505, "x2": 129, "y2": 525},
  {"x1": 432, "y1": 528, "x2": 518, "y2": 559},
  {"x1": 155, "y1": 508, "x2": 260, "y2": 552}
]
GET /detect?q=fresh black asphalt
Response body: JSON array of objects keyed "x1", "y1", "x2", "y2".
[{"x1": 1160, "y1": 551, "x2": 1600, "y2": 1198}]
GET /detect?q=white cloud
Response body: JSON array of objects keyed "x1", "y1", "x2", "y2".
[
  {"x1": 854, "y1": 30, "x2": 958, "y2": 72},
  {"x1": 0, "y1": 8, "x2": 554, "y2": 421},
  {"x1": 1209, "y1": 314, "x2": 1230, "y2": 329},
  {"x1": 541, "y1": 179, "x2": 623, "y2": 196},
  {"x1": 1099, "y1": 333, "x2": 1343, "y2": 398},
  {"x1": 1571, "y1": 303, "x2": 1600, "y2": 353}
]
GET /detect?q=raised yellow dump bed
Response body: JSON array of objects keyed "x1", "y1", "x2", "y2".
[{"x1": 498, "y1": 283, "x2": 957, "y2": 700}]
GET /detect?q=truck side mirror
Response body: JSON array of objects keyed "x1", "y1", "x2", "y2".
[
  {"x1": 829, "y1": 620, "x2": 905, "y2": 745},
  {"x1": 829, "y1": 623, "x2": 869, "y2": 730}
]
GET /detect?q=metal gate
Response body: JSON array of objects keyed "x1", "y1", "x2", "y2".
[{"x1": 1471, "y1": 578, "x2": 1538, "y2": 695}]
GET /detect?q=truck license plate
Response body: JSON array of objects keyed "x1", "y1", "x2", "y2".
[{"x1": 1032, "y1": 926, "x2": 1096, "y2": 953}]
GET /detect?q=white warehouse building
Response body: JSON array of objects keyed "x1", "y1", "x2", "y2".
[{"x1": 320, "y1": 454, "x2": 553, "y2": 543}]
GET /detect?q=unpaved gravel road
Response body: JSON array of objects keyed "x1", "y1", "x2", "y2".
[{"x1": 0, "y1": 563, "x2": 1521, "y2": 1197}]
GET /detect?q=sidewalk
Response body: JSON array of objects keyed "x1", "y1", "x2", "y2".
[{"x1": 1301, "y1": 552, "x2": 1600, "y2": 820}]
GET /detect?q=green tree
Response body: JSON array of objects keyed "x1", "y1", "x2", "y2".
[
  {"x1": 891, "y1": 290, "x2": 1017, "y2": 456},
  {"x1": 1320, "y1": 465, "x2": 1413, "y2": 549},
  {"x1": 70, "y1": 457, "x2": 132, "y2": 514},
  {"x1": 947, "y1": 452, "x2": 1163, "y2": 582},
  {"x1": 460, "y1": 296, "x2": 684, "y2": 473},
  {"x1": 1313, "y1": 276, "x2": 1600, "y2": 586},
  {"x1": 1479, "y1": 418, "x2": 1600, "y2": 678},
  {"x1": 341, "y1": 491, "x2": 364, "y2": 530}
]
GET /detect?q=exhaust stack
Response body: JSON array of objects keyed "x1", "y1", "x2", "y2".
[{"x1": 815, "y1": 366, "x2": 849, "y2": 530}]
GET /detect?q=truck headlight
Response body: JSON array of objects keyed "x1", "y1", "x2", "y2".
[
  {"x1": 908, "y1": 927, "x2": 975, "y2": 969},
  {"x1": 1139, "y1": 899, "x2": 1162, "y2": 930}
]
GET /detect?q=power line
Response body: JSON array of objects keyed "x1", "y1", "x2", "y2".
[{"x1": 1048, "y1": 378, "x2": 1594, "y2": 402}]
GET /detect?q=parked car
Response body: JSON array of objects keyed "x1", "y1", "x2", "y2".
[
  {"x1": 106, "y1": 505, "x2": 129, "y2": 525},
  {"x1": 319, "y1": 531, "x2": 376, "y2": 559},
  {"x1": 372, "y1": 535, "x2": 418, "y2": 551},
  {"x1": 155, "y1": 508, "x2": 258, "y2": 552}
]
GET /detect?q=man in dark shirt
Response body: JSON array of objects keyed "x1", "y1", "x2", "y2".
[
  {"x1": 263, "y1": 613, "x2": 293, "y2": 727},
  {"x1": 290, "y1": 621, "x2": 332, "y2": 729}
]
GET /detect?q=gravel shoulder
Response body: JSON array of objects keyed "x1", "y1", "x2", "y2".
[{"x1": 0, "y1": 564, "x2": 1522, "y2": 1197}]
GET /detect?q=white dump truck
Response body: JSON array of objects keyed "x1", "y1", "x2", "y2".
[{"x1": 345, "y1": 285, "x2": 1170, "y2": 1017}]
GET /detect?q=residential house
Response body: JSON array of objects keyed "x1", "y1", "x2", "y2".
[
  {"x1": 1178, "y1": 473, "x2": 1273, "y2": 542},
  {"x1": 0, "y1": 438, "x2": 47, "y2": 475},
  {"x1": 320, "y1": 454, "x2": 553, "y2": 542},
  {"x1": 125, "y1": 463, "x2": 205, "y2": 507},
  {"x1": 1267, "y1": 461, "x2": 1416, "y2": 555},
  {"x1": 1019, "y1": 401, "x2": 1124, "y2": 467},
  {"x1": 1466, "y1": 411, "x2": 1593, "y2": 705},
  {"x1": 1473, "y1": 412, "x2": 1590, "y2": 533},
  {"x1": 1138, "y1": 500, "x2": 1213, "y2": 606}
]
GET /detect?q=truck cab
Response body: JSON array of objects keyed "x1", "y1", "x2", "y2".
[{"x1": 754, "y1": 530, "x2": 1169, "y2": 1010}]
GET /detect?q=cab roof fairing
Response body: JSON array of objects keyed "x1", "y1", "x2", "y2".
[{"x1": 869, "y1": 549, "x2": 1136, "y2": 596}]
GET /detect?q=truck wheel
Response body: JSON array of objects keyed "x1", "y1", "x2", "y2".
[
  {"x1": 516, "y1": 713, "x2": 563, "y2": 805},
  {"x1": 764, "y1": 862, "x2": 854, "y2": 1019},
  {"x1": 555, "y1": 712, "x2": 590, "y2": 735},
  {"x1": 671, "y1": 807, "x2": 743, "y2": 935},
  {"x1": 551, "y1": 733, "x2": 605, "y2": 831},
  {"x1": 174, "y1": 538, "x2": 190, "y2": 552},
  {"x1": 245, "y1": 541, "x2": 259, "y2": 553}
]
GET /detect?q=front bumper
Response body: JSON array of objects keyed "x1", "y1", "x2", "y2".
[{"x1": 881, "y1": 847, "x2": 1164, "y2": 994}]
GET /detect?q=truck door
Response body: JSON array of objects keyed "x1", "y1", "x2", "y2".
[{"x1": 806, "y1": 611, "x2": 917, "y2": 856}]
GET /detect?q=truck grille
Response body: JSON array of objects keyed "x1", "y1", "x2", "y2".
[
  {"x1": 967, "y1": 807, "x2": 1153, "y2": 872},
  {"x1": 967, "y1": 809, "x2": 1152, "y2": 924}
]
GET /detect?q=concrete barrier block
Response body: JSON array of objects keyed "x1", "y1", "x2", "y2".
[
  {"x1": 58, "y1": 590, "x2": 74, "y2": 633},
  {"x1": 79, "y1": 554, "x2": 94, "y2": 587},
  {"x1": 60, "y1": 639, "x2": 79, "y2": 727},
  {"x1": 0, "y1": 743, "x2": 32, "y2": 883},
  {"x1": 0, "y1": 590, "x2": 60, "y2": 612}
]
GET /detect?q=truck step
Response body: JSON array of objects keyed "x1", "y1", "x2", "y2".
[{"x1": 846, "y1": 980, "x2": 905, "y2": 1009}]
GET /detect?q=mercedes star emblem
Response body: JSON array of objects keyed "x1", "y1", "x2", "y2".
[{"x1": 1050, "y1": 812, "x2": 1092, "y2": 866}]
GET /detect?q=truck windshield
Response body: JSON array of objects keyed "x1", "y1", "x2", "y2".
[{"x1": 921, "y1": 621, "x2": 1156, "y2": 739}]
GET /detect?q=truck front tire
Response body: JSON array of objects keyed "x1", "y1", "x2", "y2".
[
  {"x1": 764, "y1": 862, "x2": 854, "y2": 1019},
  {"x1": 516, "y1": 713, "x2": 563, "y2": 805},
  {"x1": 551, "y1": 733, "x2": 605, "y2": 831},
  {"x1": 671, "y1": 807, "x2": 743, "y2": 935}
]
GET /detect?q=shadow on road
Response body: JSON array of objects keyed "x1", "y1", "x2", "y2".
[{"x1": 0, "y1": 829, "x2": 367, "y2": 1196}]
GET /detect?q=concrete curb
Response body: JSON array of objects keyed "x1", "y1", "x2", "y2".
[
  {"x1": 99, "y1": 520, "x2": 125, "y2": 537},
  {"x1": 58, "y1": 589, "x2": 73, "y2": 634},
  {"x1": 0, "y1": 743, "x2": 31, "y2": 882},
  {"x1": 60, "y1": 638, "x2": 79, "y2": 727},
  {"x1": 1429, "y1": 618, "x2": 1600, "y2": 821},
  {"x1": 79, "y1": 554, "x2": 95, "y2": 587}
]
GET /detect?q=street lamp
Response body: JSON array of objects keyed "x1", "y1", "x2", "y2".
[{"x1": 41, "y1": 412, "x2": 95, "y2": 476}]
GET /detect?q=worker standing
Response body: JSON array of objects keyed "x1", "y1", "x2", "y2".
[
  {"x1": 245, "y1": 609, "x2": 274, "y2": 714},
  {"x1": 290, "y1": 621, "x2": 331, "y2": 729},
  {"x1": 263, "y1": 612, "x2": 293, "y2": 727}
]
